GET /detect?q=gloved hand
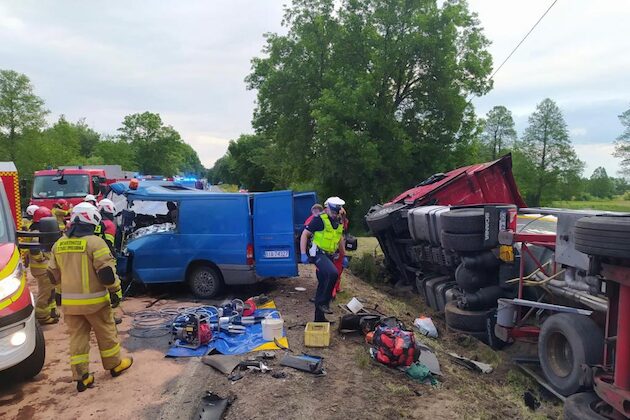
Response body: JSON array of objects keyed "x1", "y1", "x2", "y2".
[
  {"x1": 300, "y1": 253, "x2": 309, "y2": 264},
  {"x1": 110, "y1": 289, "x2": 122, "y2": 308},
  {"x1": 342, "y1": 256, "x2": 349, "y2": 268}
]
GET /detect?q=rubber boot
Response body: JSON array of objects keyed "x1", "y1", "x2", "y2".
[
  {"x1": 77, "y1": 373, "x2": 94, "y2": 392},
  {"x1": 110, "y1": 357, "x2": 133, "y2": 377}
]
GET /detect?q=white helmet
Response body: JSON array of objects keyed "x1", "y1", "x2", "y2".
[
  {"x1": 97, "y1": 199, "x2": 116, "y2": 215},
  {"x1": 83, "y1": 194, "x2": 97, "y2": 205},
  {"x1": 71, "y1": 202, "x2": 102, "y2": 226},
  {"x1": 324, "y1": 196, "x2": 345, "y2": 211},
  {"x1": 26, "y1": 205, "x2": 39, "y2": 216}
]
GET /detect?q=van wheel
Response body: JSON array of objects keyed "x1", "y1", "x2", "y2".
[
  {"x1": 188, "y1": 266, "x2": 222, "y2": 299},
  {"x1": 538, "y1": 313, "x2": 603, "y2": 396},
  {"x1": 6, "y1": 322, "x2": 46, "y2": 381}
]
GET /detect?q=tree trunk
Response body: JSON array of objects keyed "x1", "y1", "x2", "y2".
[
  {"x1": 9, "y1": 125, "x2": 16, "y2": 161},
  {"x1": 535, "y1": 124, "x2": 549, "y2": 206}
]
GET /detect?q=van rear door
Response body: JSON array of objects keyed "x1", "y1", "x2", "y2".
[{"x1": 253, "y1": 190, "x2": 298, "y2": 277}]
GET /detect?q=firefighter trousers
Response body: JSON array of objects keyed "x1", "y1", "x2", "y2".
[
  {"x1": 65, "y1": 306, "x2": 121, "y2": 380},
  {"x1": 32, "y1": 268, "x2": 56, "y2": 321}
]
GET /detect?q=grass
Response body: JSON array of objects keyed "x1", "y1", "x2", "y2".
[
  {"x1": 348, "y1": 236, "x2": 382, "y2": 257},
  {"x1": 550, "y1": 199, "x2": 630, "y2": 212},
  {"x1": 385, "y1": 383, "x2": 414, "y2": 396},
  {"x1": 354, "y1": 347, "x2": 372, "y2": 369},
  {"x1": 217, "y1": 184, "x2": 239, "y2": 192}
]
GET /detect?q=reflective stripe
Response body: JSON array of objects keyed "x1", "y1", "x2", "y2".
[
  {"x1": 0, "y1": 273, "x2": 26, "y2": 311},
  {"x1": 81, "y1": 255, "x2": 89, "y2": 294},
  {"x1": 62, "y1": 290, "x2": 110, "y2": 306},
  {"x1": 104, "y1": 234, "x2": 115, "y2": 245},
  {"x1": 70, "y1": 354, "x2": 89, "y2": 365},
  {"x1": 93, "y1": 247, "x2": 111, "y2": 259},
  {"x1": 0, "y1": 250, "x2": 20, "y2": 279},
  {"x1": 30, "y1": 262, "x2": 48, "y2": 269},
  {"x1": 100, "y1": 343, "x2": 120, "y2": 358}
]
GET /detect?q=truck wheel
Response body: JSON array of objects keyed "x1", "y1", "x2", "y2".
[
  {"x1": 574, "y1": 216, "x2": 630, "y2": 259},
  {"x1": 563, "y1": 392, "x2": 608, "y2": 420},
  {"x1": 441, "y1": 208, "x2": 485, "y2": 234},
  {"x1": 441, "y1": 231, "x2": 488, "y2": 252},
  {"x1": 7, "y1": 322, "x2": 46, "y2": 381},
  {"x1": 455, "y1": 264, "x2": 497, "y2": 292},
  {"x1": 445, "y1": 301, "x2": 494, "y2": 331},
  {"x1": 538, "y1": 313, "x2": 603, "y2": 396},
  {"x1": 365, "y1": 203, "x2": 406, "y2": 233},
  {"x1": 188, "y1": 266, "x2": 223, "y2": 299}
]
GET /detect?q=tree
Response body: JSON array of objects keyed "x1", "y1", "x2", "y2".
[
  {"x1": 481, "y1": 106, "x2": 517, "y2": 159},
  {"x1": 180, "y1": 143, "x2": 205, "y2": 177},
  {"x1": 207, "y1": 154, "x2": 237, "y2": 185},
  {"x1": 0, "y1": 70, "x2": 49, "y2": 160},
  {"x1": 519, "y1": 98, "x2": 584, "y2": 206},
  {"x1": 613, "y1": 108, "x2": 630, "y2": 178},
  {"x1": 227, "y1": 134, "x2": 275, "y2": 191},
  {"x1": 75, "y1": 118, "x2": 101, "y2": 157},
  {"x1": 587, "y1": 166, "x2": 614, "y2": 199},
  {"x1": 117, "y1": 112, "x2": 202, "y2": 177},
  {"x1": 90, "y1": 138, "x2": 137, "y2": 171},
  {"x1": 246, "y1": 0, "x2": 493, "y2": 221}
]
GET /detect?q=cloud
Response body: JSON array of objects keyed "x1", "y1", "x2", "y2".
[
  {"x1": 574, "y1": 143, "x2": 621, "y2": 177},
  {"x1": 569, "y1": 128, "x2": 587, "y2": 137}
]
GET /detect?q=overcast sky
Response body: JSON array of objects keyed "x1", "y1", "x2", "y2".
[{"x1": 1, "y1": 1, "x2": 628, "y2": 177}]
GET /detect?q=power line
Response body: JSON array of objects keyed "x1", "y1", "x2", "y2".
[
  {"x1": 467, "y1": 0, "x2": 558, "y2": 105},
  {"x1": 488, "y1": 0, "x2": 558, "y2": 82}
]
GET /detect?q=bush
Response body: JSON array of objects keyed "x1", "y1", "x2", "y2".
[
  {"x1": 349, "y1": 253, "x2": 386, "y2": 284},
  {"x1": 576, "y1": 192, "x2": 594, "y2": 201},
  {"x1": 623, "y1": 191, "x2": 630, "y2": 201}
]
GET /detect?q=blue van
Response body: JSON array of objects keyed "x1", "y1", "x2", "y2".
[{"x1": 113, "y1": 183, "x2": 316, "y2": 297}]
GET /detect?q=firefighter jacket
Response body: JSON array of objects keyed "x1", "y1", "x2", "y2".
[{"x1": 48, "y1": 234, "x2": 121, "y2": 315}]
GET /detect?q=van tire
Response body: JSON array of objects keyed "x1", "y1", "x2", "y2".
[
  {"x1": 188, "y1": 266, "x2": 222, "y2": 299},
  {"x1": 538, "y1": 313, "x2": 603, "y2": 396}
]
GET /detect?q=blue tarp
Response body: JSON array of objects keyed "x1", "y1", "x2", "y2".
[{"x1": 165, "y1": 308, "x2": 284, "y2": 357}]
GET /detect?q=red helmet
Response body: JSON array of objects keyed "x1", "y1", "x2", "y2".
[
  {"x1": 33, "y1": 206, "x2": 53, "y2": 223},
  {"x1": 55, "y1": 198, "x2": 70, "y2": 210}
]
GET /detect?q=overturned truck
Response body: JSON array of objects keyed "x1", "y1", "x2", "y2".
[{"x1": 366, "y1": 154, "x2": 623, "y2": 413}]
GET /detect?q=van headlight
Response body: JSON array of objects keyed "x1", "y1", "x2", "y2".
[{"x1": 0, "y1": 263, "x2": 23, "y2": 301}]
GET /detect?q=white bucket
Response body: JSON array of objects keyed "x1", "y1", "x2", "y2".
[
  {"x1": 347, "y1": 297, "x2": 364, "y2": 314},
  {"x1": 497, "y1": 298, "x2": 517, "y2": 327},
  {"x1": 261, "y1": 318, "x2": 284, "y2": 341}
]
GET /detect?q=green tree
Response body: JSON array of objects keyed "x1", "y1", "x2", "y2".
[
  {"x1": 519, "y1": 98, "x2": 584, "y2": 205},
  {"x1": 75, "y1": 118, "x2": 101, "y2": 157},
  {"x1": 90, "y1": 138, "x2": 137, "y2": 171},
  {"x1": 481, "y1": 106, "x2": 517, "y2": 160},
  {"x1": 247, "y1": 0, "x2": 493, "y2": 220},
  {"x1": 207, "y1": 154, "x2": 237, "y2": 185},
  {"x1": 117, "y1": 112, "x2": 202, "y2": 177},
  {"x1": 587, "y1": 166, "x2": 614, "y2": 199},
  {"x1": 613, "y1": 108, "x2": 630, "y2": 178},
  {"x1": 180, "y1": 143, "x2": 205, "y2": 177},
  {"x1": 0, "y1": 70, "x2": 49, "y2": 160},
  {"x1": 227, "y1": 134, "x2": 275, "y2": 191}
]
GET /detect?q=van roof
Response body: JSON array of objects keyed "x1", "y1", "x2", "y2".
[{"x1": 115, "y1": 182, "x2": 239, "y2": 201}]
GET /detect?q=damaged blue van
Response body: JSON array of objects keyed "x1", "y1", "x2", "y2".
[{"x1": 112, "y1": 183, "x2": 316, "y2": 298}]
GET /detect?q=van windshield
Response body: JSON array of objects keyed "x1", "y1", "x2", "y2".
[{"x1": 32, "y1": 175, "x2": 90, "y2": 198}]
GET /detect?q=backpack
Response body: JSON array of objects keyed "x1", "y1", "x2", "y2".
[{"x1": 372, "y1": 325, "x2": 416, "y2": 367}]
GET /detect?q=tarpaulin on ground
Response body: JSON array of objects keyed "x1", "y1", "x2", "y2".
[{"x1": 165, "y1": 301, "x2": 289, "y2": 358}]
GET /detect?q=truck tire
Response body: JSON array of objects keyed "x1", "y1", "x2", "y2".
[
  {"x1": 5, "y1": 322, "x2": 46, "y2": 381},
  {"x1": 441, "y1": 231, "x2": 488, "y2": 252},
  {"x1": 441, "y1": 208, "x2": 485, "y2": 234},
  {"x1": 188, "y1": 266, "x2": 223, "y2": 299},
  {"x1": 574, "y1": 216, "x2": 630, "y2": 259},
  {"x1": 365, "y1": 203, "x2": 406, "y2": 233},
  {"x1": 455, "y1": 264, "x2": 497, "y2": 292},
  {"x1": 563, "y1": 392, "x2": 608, "y2": 420},
  {"x1": 538, "y1": 313, "x2": 604, "y2": 396},
  {"x1": 445, "y1": 301, "x2": 494, "y2": 331},
  {"x1": 447, "y1": 325, "x2": 507, "y2": 350}
]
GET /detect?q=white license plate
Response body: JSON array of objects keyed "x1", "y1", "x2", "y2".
[{"x1": 264, "y1": 250, "x2": 289, "y2": 258}]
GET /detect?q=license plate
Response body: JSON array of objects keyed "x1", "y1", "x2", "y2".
[{"x1": 264, "y1": 250, "x2": 289, "y2": 258}]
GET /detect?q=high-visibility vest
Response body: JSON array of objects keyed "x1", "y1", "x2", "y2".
[{"x1": 312, "y1": 214, "x2": 343, "y2": 253}]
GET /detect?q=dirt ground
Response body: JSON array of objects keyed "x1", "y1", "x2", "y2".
[{"x1": 0, "y1": 266, "x2": 563, "y2": 420}]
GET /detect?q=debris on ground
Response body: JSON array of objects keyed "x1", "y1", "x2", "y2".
[
  {"x1": 202, "y1": 354, "x2": 242, "y2": 375},
  {"x1": 414, "y1": 316, "x2": 438, "y2": 338},
  {"x1": 280, "y1": 353, "x2": 325, "y2": 375},
  {"x1": 416, "y1": 343, "x2": 443, "y2": 376},
  {"x1": 448, "y1": 352, "x2": 493, "y2": 374},
  {"x1": 406, "y1": 362, "x2": 438, "y2": 385},
  {"x1": 196, "y1": 391, "x2": 236, "y2": 420}
]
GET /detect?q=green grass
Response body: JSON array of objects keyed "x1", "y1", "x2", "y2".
[
  {"x1": 550, "y1": 199, "x2": 630, "y2": 212},
  {"x1": 218, "y1": 184, "x2": 239, "y2": 192},
  {"x1": 349, "y1": 236, "x2": 382, "y2": 257}
]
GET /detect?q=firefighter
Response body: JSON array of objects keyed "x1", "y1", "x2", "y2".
[
  {"x1": 52, "y1": 199, "x2": 72, "y2": 230},
  {"x1": 96, "y1": 199, "x2": 117, "y2": 253},
  {"x1": 47, "y1": 202, "x2": 133, "y2": 392},
  {"x1": 300, "y1": 196, "x2": 347, "y2": 322},
  {"x1": 30, "y1": 206, "x2": 59, "y2": 325},
  {"x1": 84, "y1": 194, "x2": 97, "y2": 207},
  {"x1": 22, "y1": 204, "x2": 39, "y2": 230}
]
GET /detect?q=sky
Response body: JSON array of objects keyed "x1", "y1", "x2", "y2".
[{"x1": 0, "y1": 1, "x2": 628, "y2": 177}]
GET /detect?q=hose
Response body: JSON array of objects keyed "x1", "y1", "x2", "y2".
[{"x1": 130, "y1": 308, "x2": 180, "y2": 338}]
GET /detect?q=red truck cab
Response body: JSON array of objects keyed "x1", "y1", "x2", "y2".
[{"x1": 30, "y1": 168, "x2": 108, "y2": 209}]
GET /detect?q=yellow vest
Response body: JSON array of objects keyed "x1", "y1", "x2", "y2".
[{"x1": 312, "y1": 214, "x2": 343, "y2": 253}]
